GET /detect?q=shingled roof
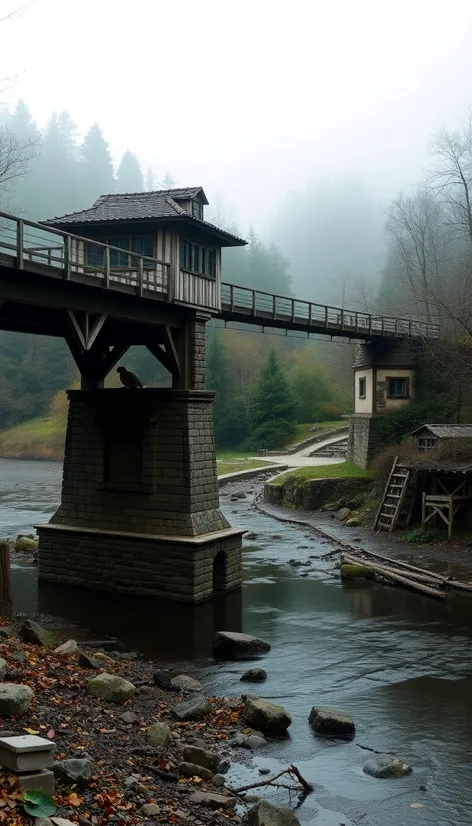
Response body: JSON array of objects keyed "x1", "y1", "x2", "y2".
[
  {"x1": 410, "y1": 424, "x2": 472, "y2": 439},
  {"x1": 43, "y1": 188, "x2": 246, "y2": 247}
]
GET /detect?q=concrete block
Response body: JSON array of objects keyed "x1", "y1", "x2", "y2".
[
  {"x1": 17, "y1": 768, "x2": 55, "y2": 795},
  {"x1": 0, "y1": 735, "x2": 55, "y2": 772}
]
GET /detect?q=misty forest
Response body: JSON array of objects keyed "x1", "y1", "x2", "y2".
[{"x1": 2, "y1": 13, "x2": 472, "y2": 454}]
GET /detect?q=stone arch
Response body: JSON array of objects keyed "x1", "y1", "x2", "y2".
[{"x1": 213, "y1": 551, "x2": 227, "y2": 593}]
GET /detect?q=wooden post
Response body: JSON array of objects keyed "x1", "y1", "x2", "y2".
[
  {"x1": 272, "y1": 294, "x2": 276, "y2": 319},
  {"x1": 16, "y1": 220, "x2": 24, "y2": 269},
  {"x1": 63, "y1": 235, "x2": 71, "y2": 280},
  {"x1": 138, "y1": 257, "x2": 144, "y2": 297},
  {"x1": 0, "y1": 542, "x2": 12, "y2": 617},
  {"x1": 104, "y1": 246, "x2": 110, "y2": 288}
]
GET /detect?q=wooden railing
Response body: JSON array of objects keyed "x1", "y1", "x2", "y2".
[
  {"x1": 0, "y1": 211, "x2": 169, "y2": 297},
  {"x1": 220, "y1": 283, "x2": 440, "y2": 339}
]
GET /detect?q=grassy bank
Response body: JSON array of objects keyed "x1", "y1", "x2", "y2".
[
  {"x1": 285, "y1": 420, "x2": 346, "y2": 447},
  {"x1": 269, "y1": 461, "x2": 373, "y2": 486},
  {"x1": 0, "y1": 415, "x2": 66, "y2": 461}
]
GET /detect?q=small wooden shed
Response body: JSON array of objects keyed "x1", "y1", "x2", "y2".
[{"x1": 410, "y1": 424, "x2": 472, "y2": 452}]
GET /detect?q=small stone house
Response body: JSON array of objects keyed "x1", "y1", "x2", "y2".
[{"x1": 410, "y1": 424, "x2": 472, "y2": 452}]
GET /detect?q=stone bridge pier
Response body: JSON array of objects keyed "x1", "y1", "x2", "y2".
[{"x1": 37, "y1": 315, "x2": 244, "y2": 603}]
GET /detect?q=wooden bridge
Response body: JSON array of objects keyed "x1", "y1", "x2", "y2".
[{"x1": 0, "y1": 210, "x2": 439, "y2": 340}]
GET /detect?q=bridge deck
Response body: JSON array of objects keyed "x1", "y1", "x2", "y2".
[{"x1": 0, "y1": 210, "x2": 439, "y2": 340}]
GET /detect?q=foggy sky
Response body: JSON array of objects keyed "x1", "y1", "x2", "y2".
[{"x1": 2, "y1": 0, "x2": 472, "y2": 235}]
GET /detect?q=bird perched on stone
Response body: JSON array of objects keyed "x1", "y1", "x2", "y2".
[{"x1": 117, "y1": 366, "x2": 144, "y2": 388}]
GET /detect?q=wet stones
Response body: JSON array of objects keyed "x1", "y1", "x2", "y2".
[
  {"x1": 87, "y1": 672, "x2": 136, "y2": 703},
  {"x1": 336, "y1": 508, "x2": 351, "y2": 522},
  {"x1": 77, "y1": 652, "x2": 100, "y2": 670},
  {"x1": 213, "y1": 631, "x2": 271, "y2": 659},
  {"x1": 241, "y1": 668, "x2": 267, "y2": 682},
  {"x1": 0, "y1": 684, "x2": 34, "y2": 716},
  {"x1": 171, "y1": 695, "x2": 211, "y2": 721},
  {"x1": 244, "y1": 697, "x2": 291, "y2": 733},
  {"x1": 171, "y1": 674, "x2": 202, "y2": 692},
  {"x1": 0, "y1": 659, "x2": 7, "y2": 681},
  {"x1": 363, "y1": 754, "x2": 412, "y2": 778},
  {"x1": 242, "y1": 799, "x2": 301, "y2": 825},
  {"x1": 308, "y1": 706, "x2": 355, "y2": 739}
]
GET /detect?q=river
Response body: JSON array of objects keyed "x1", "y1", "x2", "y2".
[{"x1": 2, "y1": 457, "x2": 472, "y2": 825}]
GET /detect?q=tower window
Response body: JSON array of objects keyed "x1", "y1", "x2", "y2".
[
  {"x1": 386, "y1": 377, "x2": 410, "y2": 399},
  {"x1": 359, "y1": 377, "x2": 366, "y2": 399}
]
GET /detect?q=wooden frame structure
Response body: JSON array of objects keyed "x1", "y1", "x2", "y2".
[{"x1": 421, "y1": 477, "x2": 472, "y2": 540}]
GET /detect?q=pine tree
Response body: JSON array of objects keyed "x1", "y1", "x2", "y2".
[
  {"x1": 35, "y1": 112, "x2": 81, "y2": 217},
  {"x1": 80, "y1": 123, "x2": 115, "y2": 203},
  {"x1": 116, "y1": 150, "x2": 144, "y2": 192},
  {"x1": 161, "y1": 172, "x2": 176, "y2": 188},
  {"x1": 4, "y1": 100, "x2": 41, "y2": 215},
  {"x1": 249, "y1": 349, "x2": 297, "y2": 449}
]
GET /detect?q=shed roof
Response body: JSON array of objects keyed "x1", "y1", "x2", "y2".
[
  {"x1": 353, "y1": 340, "x2": 417, "y2": 370},
  {"x1": 43, "y1": 188, "x2": 246, "y2": 247},
  {"x1": 410, "y1": 424, "x2": 472, "y2": 439},
  {"x1": 399, "y1": 459, "x2": 472, "y2": 473}
]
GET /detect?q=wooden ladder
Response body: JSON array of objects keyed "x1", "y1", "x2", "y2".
[{"x1": 374, "y1": 458, "x2": 414, "y2": 533}]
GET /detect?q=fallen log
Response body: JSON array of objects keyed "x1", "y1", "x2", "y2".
[
  {"x1": 342, "y1": 553, "x2": 443, "y2": 587},
  {"x1": 345, "y1": 548, "x2": 472, "y2": 593},
  {"x1": 341, "y1": 554, "x2": 446, "y2": 600}
]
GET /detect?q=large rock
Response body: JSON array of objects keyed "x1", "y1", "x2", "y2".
[
  {"x1": 244, "y1": 697, "x2": 291, "y2": 733},
  {"x1": 15, "y1": 536, "x2": 38, "y2": 554},
  {"x1": 182, "y1": 745, "x2": 219, "y2": 772},
  {"x1": 213, "y1": 631, "x2": 271, "y2": 659},
  {"x1": 54, "y1": 640, "x2": 78, "y2": 655},
  {"x1": 147, "y1": 722, "x2": 171, "y2": 747},
  {"x1": 242, "y1": 800, "x2": 300, "y2": 825},
  {"x1": 53, "y1": 758, "x2": 95, "y2": 786},
  {"x1": 171, "y1": 674, "x2": 202, "y2": 692},
  {"x1": 189, "y1": 791, "x2": 235, "y2": 810},
  {"x1": 153, "y1": 669, "x2": 172, "y2": 690},
  {"x1": 171, "y1": 695, "x2": 211, "y2": 721},
  {"x1": 241, "y1": 668, "x2": 267, "y2": 683},
  {"x1": 0, "y1": 659, "x2": 7, "y2": 681},
  {"x1": 179, "y1": 762, "x2": 214, "y2": 781},
  {"x1": 87, "y1": 672, "x2": 136, "y2": 703},
  {"x1": 363, "y1": 754, "x2": 412, "y2": 778},
  {"x1": 0, "y1": 684, "x2": 33, "y2": 716},
  {"x1": 77, "y1": 652, "x2": 100, "y2": 670},
  {"x1": 264, "y1": 475, "x2": 369, "y2": 511},
  {"x1": 308, "y1": 706, "x2": 355, "y2": 738},
  {"x1": 336, "y1": 507, "x2": 351, "y2": 522},
  {"x1": 19, "y1": 619, "x2": 54, "y2": 647}
]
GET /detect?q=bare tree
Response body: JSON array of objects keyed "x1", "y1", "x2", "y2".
[
  {"x1": 385, "y1": 190, "x2": 448, "y2": 322},
  {"x1": 428, "y1": 114, "x2": 472, "y2": 241}
]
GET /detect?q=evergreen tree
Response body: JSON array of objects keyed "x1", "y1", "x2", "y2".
[
  {"x1": 80, "y1": 123, "x2": 115, "y2": 202},
  {"x1": 116, "y1": 150, "x2": 144, "y2": 192},
  {"x1": 5, "y1": 100, "x2": 41, "y2": 215},
  {"x1": 249, "y1": 349, "x2": 297, "y2": 449},
  {"x1": 162, "y1": 172, "x2": 176, "y2": 188},
  {"x1": 206, "y1": 330, "x2": 236, "y2": 448}
]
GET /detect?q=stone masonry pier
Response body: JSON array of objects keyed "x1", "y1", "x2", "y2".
[{"x1": 37, "y1": 389, "x2": 243, "y2": 602}]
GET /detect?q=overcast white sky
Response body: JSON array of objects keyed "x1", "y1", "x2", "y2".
[{"x1": 2, "y1": 0, "x2": 472, "y2": 231}]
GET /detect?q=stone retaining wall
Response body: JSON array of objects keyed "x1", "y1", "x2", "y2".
[{"x1": 264, "y1": 475, "x2": 371, "y2": 510}]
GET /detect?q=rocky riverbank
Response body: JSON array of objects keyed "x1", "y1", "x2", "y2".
[{"x1": 0, "y1": 623, "x2": 308, "y2": 826}]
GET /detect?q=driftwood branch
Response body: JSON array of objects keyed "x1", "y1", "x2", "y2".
[{"x1": 229, "y1": 764, "x2": 313, "y2": 795}]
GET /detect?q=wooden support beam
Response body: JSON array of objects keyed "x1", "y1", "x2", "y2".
[{"x1": 65, "y1": 310, "x2": 107, "y2": 351}]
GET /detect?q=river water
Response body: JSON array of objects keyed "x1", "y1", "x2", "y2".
[{"x1": 2, "y1": 457, "x2": 472, "y2": 825}]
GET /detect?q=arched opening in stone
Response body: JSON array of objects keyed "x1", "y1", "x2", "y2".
[{"x1": 213, "y1": 551, "x2": 227, "y2": 593}]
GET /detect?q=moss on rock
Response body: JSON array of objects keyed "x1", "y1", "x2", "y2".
[{"x1": 340, "y1": 564, "x2": 375, "y2": 581}]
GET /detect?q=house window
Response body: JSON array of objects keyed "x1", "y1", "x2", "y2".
[
  {"x1": 87, "y1": 237, "x2": 154, "y2": 268},
  {"x1": 192, "y1": 200, "x2": 203, "y2": 220},
  {"x1": 180, "y1": 240, "x2": 216, "y2": 278},
  {"x1": 419, "y1": 436, "x2": 436, "y2": 451},
  {"x1": 386, "y1": 377, "x2": 410, "y2": 399},
  {"x1": 359, "y1": 377, "x2": 366, "y2": 399}
]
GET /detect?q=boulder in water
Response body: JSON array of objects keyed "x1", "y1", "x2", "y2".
[{"x1": 213, "y1": 631, "x2": 270, "y2": 659}]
